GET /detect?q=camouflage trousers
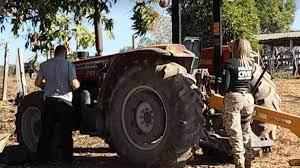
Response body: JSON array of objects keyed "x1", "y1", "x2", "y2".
[{"x1": 223, "y1": 92, "x2": 254, "y2": 168}]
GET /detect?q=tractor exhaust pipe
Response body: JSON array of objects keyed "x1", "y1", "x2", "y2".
[
  {"x1": 213, "y1": 0, "x2": 223, "y2": 92},
  {"x1": 159, "y1": 0, "x2": 182, "y2": 44},
  {"x1": 94, "y1": 0, "x2": 103, "y2": 56},
  {"x1": 171, "y1": 0, "x2": 182, "y2": 44}
]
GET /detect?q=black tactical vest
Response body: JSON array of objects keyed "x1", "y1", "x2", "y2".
[{"x1": 223, "y1": 58, "x2": 253, "y2": 93}]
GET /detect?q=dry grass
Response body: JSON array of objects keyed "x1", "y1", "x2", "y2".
[{"x1": 0, "y1": 76, "x2": 299, "y2": 168}]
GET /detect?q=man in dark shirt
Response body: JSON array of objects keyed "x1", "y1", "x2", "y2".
[{"x1": 35, "y1": 45, "x2": 80, "y2": 164}]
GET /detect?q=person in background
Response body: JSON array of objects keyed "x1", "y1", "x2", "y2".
[
  {"x1": 222, "y1": 38, "x2": 255, "y2": 168},
  {"x1": 35, "y1": 45, "x2": 80, "y2": 165}
]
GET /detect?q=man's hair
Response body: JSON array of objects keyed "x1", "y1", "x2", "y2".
[{"x1": 54, "y1": 45, "x2": 67, "y2": 57}]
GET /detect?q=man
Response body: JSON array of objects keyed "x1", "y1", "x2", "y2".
[{"x1": 35, "y1": 45, "x2": 80, "y2": 164}]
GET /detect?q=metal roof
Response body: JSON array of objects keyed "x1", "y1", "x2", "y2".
[{"x1": 257, "y1": 31, "x2": 300, "y2": 46}]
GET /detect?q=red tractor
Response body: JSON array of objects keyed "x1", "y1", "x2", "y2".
[
  {"x1": 15, "y1": 0, "x2": 281, "y2": 167},
  {"x1": 16, "y1": 44, "x2": 208, "y2": 167}
]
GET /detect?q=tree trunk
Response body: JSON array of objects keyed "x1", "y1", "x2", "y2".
[{"x1": 2, "y1": 43, "x2": 9, "y2": 101}]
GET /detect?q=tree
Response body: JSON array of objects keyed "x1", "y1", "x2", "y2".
[
  {"x1": 149, "y1": 15, "x2": 172, "y2": 43},
  {"x1": 0, "y1": 0, "x2": 161, "y2": 49},
  {"x1": 181, "y1": 0, "x2": 260, "y2": 49},
  {"x1": 138, "y1": 36, "x2": 165, "y2": 47},
  {"x1": 255, "y1": 0, "x2": 296, "y2": 33},
  {"x1": 0, "y1": 0, "x2": 117, "y2": 55},
  {"x1": 180, "y1": 0, "x2": 296, "y2": 50},
  {"x1": 136, "y1": 14, "x2": 172, "y2": 47},
  {"x1": 223, "y1": 0, "x2": 261, "y2": 49},
  {"x1": 181, "y1": 0, "x2": 214, "y2": 48}
]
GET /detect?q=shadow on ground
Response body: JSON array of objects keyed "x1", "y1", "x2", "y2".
[{"x1": 0, "y1": 145, "x2": 232, "y2": 168}]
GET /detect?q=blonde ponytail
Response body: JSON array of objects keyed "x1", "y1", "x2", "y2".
[{"x1": 232, "y1": 38, "x2": 252, "y2": 67}]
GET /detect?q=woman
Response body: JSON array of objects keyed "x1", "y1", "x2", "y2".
[{"x1": 223, "y1": 38, "x2": 255, "y2": 168}]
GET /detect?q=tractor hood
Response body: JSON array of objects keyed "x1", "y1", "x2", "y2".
[{"x1": 144, "y1": 44, "x2": 196, "y2": 58}]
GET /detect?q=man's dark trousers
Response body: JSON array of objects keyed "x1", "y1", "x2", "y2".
[{"x1": 37, "y1": 97, "x2": 73, "y2": 163}]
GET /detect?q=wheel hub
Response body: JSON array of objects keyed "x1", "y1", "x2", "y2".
[
  {"x1": 136, "y1": 102, "x2": 155, "y2": 134},
  {"x1": 122, "y1": 86, "x2": 167, "y2": 150}
]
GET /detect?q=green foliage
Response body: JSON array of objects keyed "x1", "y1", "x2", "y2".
[
  {"x1": 136, "y1": 14, "x2": 172, "y2": 47},
  {"x1": 255, "y1": 0, "x2": 296, "y2": 33},
  {"x1": 181, "y1": 0, "x2": 296, "y2": 50},
  {"x1": 149, "y1": 15, "x2": 172, "y2": 43},
  {"x1": 1, "y1": 0, "x2": 117, "y2": 52},
  {"x1": 26, "y1": 15, "x2": 95, "y2": 55},
  {"x1": 223, "y1": 0, "x2": 260, "y2": 50},
  {"x1": 67, "y1": 52, "x2": 78, "y2": 62},
  {"x1": 0, "y1": 0, "x2": 162, "y2": 51},
  {"x1": 131, "y1": 1, "x2": 161, "y2": 36},
  {"x1": 138, "y1": 36, "x2": 165, "y2": 47},
  {"x1": 74, "y1": 24, "x2": 95, "y2": 50},
  {"x1": 181, "y1": 0, "x2": 214, "y2": 48},
  {"x1": 181, "y1": 0, "x2": 260, "y2": 49}
]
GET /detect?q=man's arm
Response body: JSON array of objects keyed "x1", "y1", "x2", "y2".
[
  {"x1": 71, "y1": 79, "x2": 80, "y2": 90},
  {"x1": 69, "y1": 63, "x2": 80, "y2": 90},
  {"x1": 35, "y1": 65, "x2": 45, "y2": 88}
]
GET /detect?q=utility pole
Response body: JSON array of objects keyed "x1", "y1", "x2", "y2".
[
  {"x1": 94, "y1": 0, "x2": 103, "y2": 56},
  {"x1": 213, "y1": 0, "x2": 223, "y2": 92},
  {"x1": 2, "y1": 43, "x2": 9, "y2": 101}
]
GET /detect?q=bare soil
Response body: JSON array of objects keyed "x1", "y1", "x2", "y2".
[{"x1": 0, "y1": 75, "x2": 299, "y2": 168}]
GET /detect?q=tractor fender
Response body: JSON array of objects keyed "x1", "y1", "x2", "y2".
[{"x1": 98, "y1": 47, "x2": 195, "y2": 135}]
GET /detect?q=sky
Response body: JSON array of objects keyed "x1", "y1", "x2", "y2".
[
  {"x1": 293, "y1": 0, "x2": 300, "y2": 30},
  {"x1": 0, "y1": 0, "x2": 300, "y2": 65}
]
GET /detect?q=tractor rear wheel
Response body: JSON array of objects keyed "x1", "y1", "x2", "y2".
[
  {"x1": 109, "y1": 62, "x2": 205, "y2": 167},
  {"x1": 251, "y1": 63, "x2": 281, "y2": 140},
  {"x1": 15, "y1": 91, "x2": 44, "y2": 159}
]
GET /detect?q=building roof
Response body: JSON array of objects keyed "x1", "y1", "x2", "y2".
[{"x1": 257, "y1": 31, "x2": 300, "y2": 47}]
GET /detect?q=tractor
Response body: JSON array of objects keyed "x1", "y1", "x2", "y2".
[{"x1": 15, "y1": 0, "x2": 299, "y2": 167}]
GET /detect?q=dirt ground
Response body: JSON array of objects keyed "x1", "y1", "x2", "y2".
[{"x1": 0, "y1": 76, "x2": 299, "y2": 168}]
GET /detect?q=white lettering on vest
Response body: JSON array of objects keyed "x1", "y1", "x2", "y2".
[{"x1": 238, "y1": 67, "x2": 252, "y2": 80}]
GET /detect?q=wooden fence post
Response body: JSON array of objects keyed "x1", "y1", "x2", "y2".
[
  {"x1": 47, "y1": 50, "x2": 51, "y2": 60},
  {"x1": 2, "y1": 43, "x2": 9, "y2": 101},
  {"x1": 16, "y1": 49, "x2": 27, "y2": 96}
]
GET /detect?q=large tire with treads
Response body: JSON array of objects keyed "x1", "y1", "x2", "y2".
[
  {"x1": 251, "y1": 63, "x2": 281, "y2": 140},
  {"x1": 109, "y1": 62, "x2": 205, "y2": 167},
  {"x1": 15, "y1": 91, "x2": 44, "y2": 160}
]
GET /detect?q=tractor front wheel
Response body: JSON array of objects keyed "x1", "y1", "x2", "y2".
[
  {"x1": 109, "y1": 62, "x2": 205, "y2": 167},
  {"x1": 15, "y1": 91, "x2": 44, "y2": 159}
]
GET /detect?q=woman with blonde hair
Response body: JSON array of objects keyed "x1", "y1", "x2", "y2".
[{"x1": 223, "y1": 38, "x2": 255, "y2": 168}]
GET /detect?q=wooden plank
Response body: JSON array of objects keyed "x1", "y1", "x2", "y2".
[
  {"x1": 2, "y1": 43, "x2": 9, "y2": 101},
  {"x1": 206, "y1": 94, "x2": 300, "y2": 138},
  {"x1": 15, "y1": 51, "x2": 21, "y2": 95},
  {"x1": 17, "y1": 49, "x2": 27, "y2": 96},
  {"x1": 289, "y1": 159, "x2": 300, "y2": 166}
]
